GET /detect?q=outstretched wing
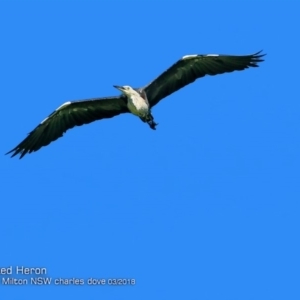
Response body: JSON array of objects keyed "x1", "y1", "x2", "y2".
[
  {"x1": 144, "y1": 51, "x2": 265, "y2": 107},
  {"x1": 7, "y1": 96, "x2": 128, "y2": 158}
]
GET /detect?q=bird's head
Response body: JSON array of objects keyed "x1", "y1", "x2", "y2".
[{"x1": 113, "y1": 85, "x2": 136, "y2": 96}]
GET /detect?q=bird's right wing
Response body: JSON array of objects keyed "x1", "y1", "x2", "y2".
[
  {"x1": 144, "y1": 51, "x2": 265, "y2": 107},
  {"x1": 7, "y1": 96, "x2": 128, "y2": 158}
]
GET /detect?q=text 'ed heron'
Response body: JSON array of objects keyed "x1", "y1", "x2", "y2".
[{"x1": 7, "y1": 51, "x2": 265, "y2": 158}]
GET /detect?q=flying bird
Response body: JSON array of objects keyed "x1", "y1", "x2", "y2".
[{"x1": 7, "y1": 51, "x2": 265, "y2": 158}]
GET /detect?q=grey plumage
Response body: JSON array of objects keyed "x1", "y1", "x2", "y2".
[{"x1": 7, "y1": 50, "x2": 265, "y2": 158}]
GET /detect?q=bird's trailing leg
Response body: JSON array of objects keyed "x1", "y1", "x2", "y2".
[
  {"x1": 140, "y1": 113, "x2": 158, "y2": 130},
  {"x1": 147, "y1": 119, "x2": 158, "y2": 130}
]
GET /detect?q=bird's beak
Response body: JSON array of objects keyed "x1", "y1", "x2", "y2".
[{"x1": 113, "y1": 85, "x2": 124, "y2": 91}]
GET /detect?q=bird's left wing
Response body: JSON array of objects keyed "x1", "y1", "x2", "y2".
[
  {"x1": 144, "y1": 51, "x2": 265, "y2": 107},
  {"x1": 7, "y1": 96, "x2": 128, "y2": 158}
]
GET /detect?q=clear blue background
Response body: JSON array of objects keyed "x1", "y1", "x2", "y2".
[{"x1": 1, "y1": 0, "x2": 299, "y2": 299}]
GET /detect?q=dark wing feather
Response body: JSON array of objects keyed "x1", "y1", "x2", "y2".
[
  {"x1": 144, "y1": 51, "x2": 265, "y2": 107},
  {"x1": 7, "y1": 96, "x2": 128, "y2": 158}
]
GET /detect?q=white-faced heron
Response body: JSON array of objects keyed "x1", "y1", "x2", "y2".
[{"x1": 7, "y1": 51, "x2": 265, "y2": 158}]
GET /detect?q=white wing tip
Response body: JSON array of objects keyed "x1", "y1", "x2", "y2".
[
  {"x1": 56, "y1": 101, "x2": 71, "y2": 111},
  {"x1": 181, "y1": 54, "x2": 220, "y2": 60},
  {"x1": 40, "y1": 117, "x2": 49, "y2": 124},
  {"x1": 181, "y1": 54, "x2": 198, "y2": 60},
  {"x1": 40, "y1": 101, "x2": 72, "y2": 124}
]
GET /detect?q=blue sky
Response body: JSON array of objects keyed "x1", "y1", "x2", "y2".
[{"x1": 1, "y1": 0, "x2": 299, "y2": 299}]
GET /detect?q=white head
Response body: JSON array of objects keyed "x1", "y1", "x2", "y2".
[{"x1": 113, "y1": 85, "x2": 137, "y2": 96}]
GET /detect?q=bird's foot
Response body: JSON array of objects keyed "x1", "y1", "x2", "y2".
[{"x1": 148, "y1": 120, "x2": 158, "y2": 130}]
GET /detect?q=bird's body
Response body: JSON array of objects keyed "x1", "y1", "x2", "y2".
[
  {"x1": 114, "y1": 85, "x2": 157, "y2": 130},
  {"x1": 128, "y1": 93, "x2": 148, "y2": 116},
  {"x1": 126, "y1": 89, "x2": 149, "y2": 116},
  {"x1": 7, "y1": 51, "x2": 265, "y2": 158}
]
